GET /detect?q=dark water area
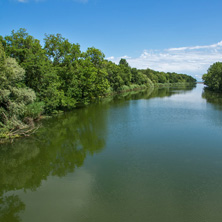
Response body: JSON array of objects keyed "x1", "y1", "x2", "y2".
[{"x1": 1, "y1": 84, "x2": 222, "y2": 222}]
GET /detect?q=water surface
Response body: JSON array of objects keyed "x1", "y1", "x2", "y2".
[{"x1": 1, "y1": 84, "x2": 222, "y2": 222}]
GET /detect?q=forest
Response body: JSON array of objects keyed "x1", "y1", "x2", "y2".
[{"x1": 0, "y1": 28, "x2": 196, "y2": 139}]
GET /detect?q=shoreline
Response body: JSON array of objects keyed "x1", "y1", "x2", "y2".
[{"x1": 0, "y1": 82, "x2": 196, "y2": 144}]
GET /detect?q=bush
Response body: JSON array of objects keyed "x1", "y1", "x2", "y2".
[
  {"x1": 128, "y1": 84, "x2": 139, "y2": 90},
  {"x1": 118, "y1": 85, "x2": 130, "y2": 91},
  {"x1": 24, "y1": 102, "x2": 45, "y2": 119}
]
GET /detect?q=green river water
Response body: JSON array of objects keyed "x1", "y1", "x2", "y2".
[{"x1": 1, "y1": 84, "x2": 222, "y2": 222}]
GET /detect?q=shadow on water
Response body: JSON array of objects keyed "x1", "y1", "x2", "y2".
[
  {"x1": 0, "y1": 104, "x2": 109, "y2": 221},
  {"x1": 111, "y1": 84, "x2": 196, "y2": 102},
  {"x1": 149, "y1": 84, "x2": 196, "y2": 99},
  {"x1": 202, "y1": 87, "x2": 222, "y2": 126},
  {"x1": 202, "y1": 87, "x2": 222, "y2": 110},
  {"x1": 0, "y1": 84, "x2": 196, "y2": 221},
  {"x1": 0, "y1": 195, "x2": 25, "y2": 222}
]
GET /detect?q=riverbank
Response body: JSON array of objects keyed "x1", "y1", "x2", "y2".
[
  {"x1": 0, "y1": 84, "x2": 152, "y2": 144},
  {"x1": 0, "y1": 29, "x2": 196, "y2": 144},
  {"x1": 1, "y1": 84, "x2": 221, "y2": 222},
  {"x1": 0, "y1": 82, "x2": 196, "y2": 144},
  {"x1": 154, "y1": 82, "x2": 197, "y2": 87}
]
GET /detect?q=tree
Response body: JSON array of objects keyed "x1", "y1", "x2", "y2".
[
  {"x1": 3, "y1": 28, "x2": 43, "y2": 65},
  {"x1": 2, "y1": 28, "x2": 57, "y2": 98},
  {"x1": 104, "y1": 61, "x2": 124, "y2": 91},
  {"x1": 203, "y1": 62, "x2": 222, "y2": 91},
  {"x1": 75, "y1": 58, "x2": 109, "y2": 103},
  {"x1": 84, "y1": 47, "x2": 105, "y2": 68},
  {"x1": 118, "y1": 58, "x2": 131, "y2": 85},
  {"x1": 44, "y1": 34, "x2": 81, "y2": 66},
  {"x1": 0, "y1": 45, "x2": 37, "y2": 132}
]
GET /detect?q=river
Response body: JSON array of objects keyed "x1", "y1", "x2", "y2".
[{"x1": 1, "y1": 84, "x2": 222, "y2": 222}]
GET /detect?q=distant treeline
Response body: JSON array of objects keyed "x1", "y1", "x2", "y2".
[
  {"x1": 140, "y1": 68, "x2": 196, "y2": 84},
  {"x1": 202, "y1": 62, "x2": 222, "y2": 92},
  {"x1": 0, "y1": 28, "x2": 196, "y2": 138}
]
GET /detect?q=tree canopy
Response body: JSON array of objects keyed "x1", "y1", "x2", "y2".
[
  {"x1": 202, "y1": 62, "x2": 222, "y2": 91},
  {"x1": 0, "y1": 28, "x2": 196, "y2": 138}
]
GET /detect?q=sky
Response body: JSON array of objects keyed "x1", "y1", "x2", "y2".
[{"x1": 1, "y1": 0, "x2": 222, "y2": 80}]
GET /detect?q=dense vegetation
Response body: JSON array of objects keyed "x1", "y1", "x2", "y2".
[
  {"x1": 202, "y1": 62, "x2": 222, "y2": 91},
  {"x1": 0, "y1": 28, "x2": 196, "y2": 139},
  {"x1": 140, "y1": 68, "x2": 196, "y2": 84}
]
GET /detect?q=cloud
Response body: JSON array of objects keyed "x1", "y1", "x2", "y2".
[
  {"x1": 168, "y1": 41, "x2": 222, "y2": 51},
  {"x1": 106, "y1": 41, "x2": 222, "y2": 80}
]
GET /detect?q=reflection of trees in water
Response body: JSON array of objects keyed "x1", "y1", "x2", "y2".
[
  {"x1": 0, "y1": 104, "x2": 108, "y2": 220},
  {"x1": 113, "y1": 84, "x2": 196, "y2": 102},
  {"x1": 96, "y1": 84, "x2": 196, "y2": 108},
  {"x1": 0, "y1": 84, "x2": 196, "y2": 220},
  {"x1": 0, "y1": 195, "x2": 25, "y2": 222},
  {"x1": 0, "y1": 105, "x2": 108, "y2": 191},
  {"x1": 112, "y1": 84, "x2": 196, "y2": 102},
  {"x1": 150, "y1": 84, "x2": 196, "y2": 99},
  {"x1": 202, "y1": 88, "x2": 222, "y2": 126},
  {"x1": 202, "y1": 88, "x2": 222, "y2": 110},
  {"x1": 114, "y1": 87, "x2": 154, "y2": 101}
]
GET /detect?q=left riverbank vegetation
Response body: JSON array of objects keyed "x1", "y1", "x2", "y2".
[{"x1": 0, "y1": 28, "x2": 196, "y2": 140}]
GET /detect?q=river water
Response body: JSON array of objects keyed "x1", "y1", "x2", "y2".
[{"x1": 1, "y1": 84, "x2": 222, "y2": 222}]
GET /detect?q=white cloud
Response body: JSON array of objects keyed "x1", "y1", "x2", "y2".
[
  {"x1": 106, "y1": 41, "x2": 222, "y2": 80},
  {"x1": 106, "y1": 56, "x2": 115, "y2": 60},
  {"x1": 122, "y1": 55, "x2": 131, "y2": 59},
  {"x1": 168, "y1": 41, "x2": 222, "y2": 51}
]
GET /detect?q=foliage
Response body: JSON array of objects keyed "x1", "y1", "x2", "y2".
[
  {"x1": 140, "y1": 68, "x2": 196, "y2": 84},
  {"x1": 0, "y1": 28, "x2": 197, "y2": 139},
  {"x1": 202, "y1": 62, "x2": 222, "y2": 91},
  {"x1": 0, "y1": 44, "x2": 39, "y2": 137},
  {"x1": 118, "y1": 58, "x2": 132, "y2": 85},
  {"x1": 23, "y1": 102, "x2": 45, "y2": 119}
]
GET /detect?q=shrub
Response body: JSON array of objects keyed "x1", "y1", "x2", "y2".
[{"x1": 24, "y1": 102, "x2": 45, "y2": 119}]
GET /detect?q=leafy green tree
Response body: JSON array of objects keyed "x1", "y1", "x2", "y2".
[
  {"x1": 156, "y1": 72, "x2": 167, "y2": 83},
  {"x1": 2, "y1": 29, "x2": 60, "y2": 108},
  {"x1": 84, "y1": 47, "x2": 105, "y2": 68},
  {"x1": 3, "y1": 28, "x2": 42, "y2": 65},
  {"x1": 44, "y1": 34, "x2": 81, "y2": 66},
  {"x1": 142, "y1": 68, "x2": 159, "y2": 83},
  {"x1": 44, "y1": 34, "x2": 85, "y2": 109},
  {"x1": 75, "y1": 58, "x2": 108, "y2": 103},
  {"x1": 0, "y1": 45, "x2": 37, "y2": 133},
  {"x1": 131, "y1": 68, "x2": 151, "y2": 85},
  {"x1": 203, "y1": 62, "x2": 222, "y2": 91},
  {"x1": 104, "y1": 61, "x2": 124, "y2": 91},
  {"x1": 118, "y1": 58, "x2": 132, "y2": 85}
]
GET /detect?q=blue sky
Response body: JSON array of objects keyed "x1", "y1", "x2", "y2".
[{"x1": 1, "y1": 0, "x2": 222, "y2": 80}]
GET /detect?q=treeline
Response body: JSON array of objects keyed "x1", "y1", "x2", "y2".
[
  {"x1": 0, "y1": 28, "x2": 196, "y2": 137},
  {"x1": 202, "y1": 62, "x2": 222, "y2": 92},
  {"x1": 140, "y1": 68, "x2": 196, "y2": 84}
]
